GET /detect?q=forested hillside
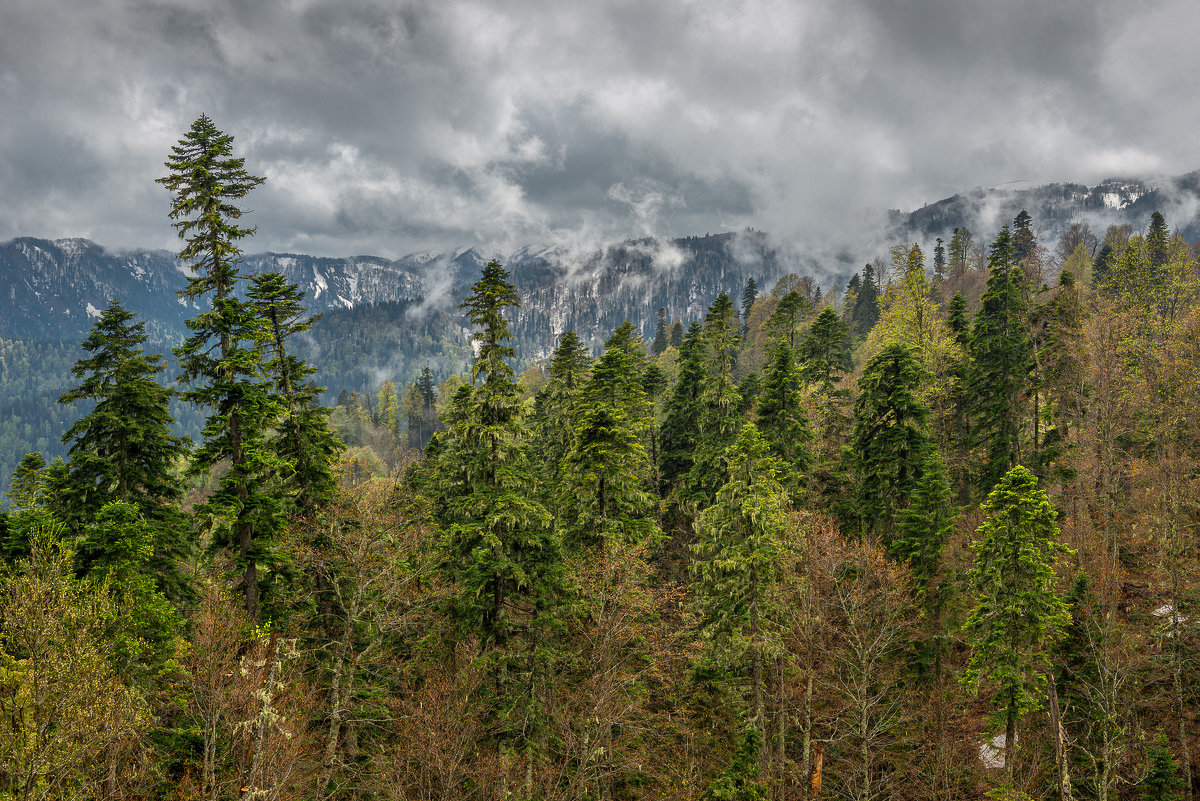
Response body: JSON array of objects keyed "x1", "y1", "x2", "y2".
[{"x1": 3, "y1": 117, "x2": 1200, "y2": 801}]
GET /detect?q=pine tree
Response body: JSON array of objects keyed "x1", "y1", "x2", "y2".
[
  {"x1": 1141, "y1": 733, "x2": 1185, "y2": 800},
  {"x1": 440, "y1": 260, "x2": 560, "y2": 649},
  {"x1": 962, "y1": 465, "x2": 1072, "y2": 778},
  {"x1": 741, "y1": 277, "x2": 759, "y2": 338},
  {"x1": 755, "y1": 338, "x2": 811, "y2": 488},
  {"x1": 693, "y1": 423, "x2": 796, "y2": 748},
  {"x1": 688, "y1": 293, "x2": 744, "y2": 502},
  {"x1": 969, "y1": 226, "x2": 1033, "y2": 494},
  {"x1": 247, "y1": 272, "x2": 343, "y2": 511},
  {"x1": 1012, "y1": 209, "x2": 1036, "y2": 265},
  {"x1": 669, "y1": 321, "x2": 684, "y2": 348},
  {"x1": 850, "y1": 344, "x2": 932, "y2": 546},
  {"x1": 659, "y1": 322, "x2": 705, "y2": 493},
  {"x1": 652, "y1": 307, "x2": 669, "y2": 355},
  {"x1": 158, "y1": 114, "x2": 276, "y2": 619},
  {"x1": 1147, "y1": 211, "x2": 1169, "y2": 278}
]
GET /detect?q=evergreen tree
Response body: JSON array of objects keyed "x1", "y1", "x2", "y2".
[
  {"x1": 558, "y1": 327, "x2": 655, "y2": 546},
  {"x1": 57, "y1": 300, "x2": 189, "y2": 526},
  {"x1": 688, "y1": 293, "x2": 744, "y2": 502},
  {"x1": 741, "y1": 277, "x2": 759, "y2": 338},
  {"x1": 933, "y1": 237, "x2": 947, "y2": 282},
  {"x1": 949, "y1": 227, "x2": 974, "y2": 278},
  {"x1": 969, "y1": 226, "x2": 1033, "y2": 494},
  {"x1": 669, "y1": 321, "x2": 684, "y2": 348},
  {"x1": 248, "y1": 272, "x2": 343, "y2": 511},
  {"x1": 693, "y1": 423, "x2": 796, "y2": 747},
  {"x1": 893, "y1": 451, "x2": 955, "y2": 678},
  {"x1": 800, "y1": 307, "x2": 852, "y2": 392},
  {"x1": 1012, "y1": 209, "x2": 1036, "y2": 265},
  {"x1": 659, "y1": 322, "x2": 705, "y2": 493},
  {"x1": 850, "y1": 344, "x2": 932, "y2": 546},
  {"x1": 436, "y1": 260, "x2": 562, "y2": 771},
  {"x1": 652, "y1": 307, "x2": 669, "y2": 356},
  {"x1": 755, "y1": 339, "x2": 811, "y2": 488},
  {"x1": 6, "y1": 452, "x2": 49, "y2": 516},
  {"x1": 159, "y1": 114, "x2": 276, "y2": 619},
  {"x1": 850, "y1": 263, "x2": 880, "y2": 337},
  {"x1": 530, "y1": 330, "x2": 591, "y2": 488},
  {"x1": 439, "y1": 260, "x2": 560, "y2": 650},
  {"x1": 765, "y1": 290, "x2": 810, "y2": 348},
  {"x1": 962, "y1": 465, "x2": 1071, "y2": 778},
  {"x1": 1147, "y1": 211, "x2": 1169, "y2": 277},
  {"x1": 1141, "y1": 733, "x2": 1185, "y2": 801},
  {"x1": 1092, "y1": 241, "x2": 1115, "y2": 286}
]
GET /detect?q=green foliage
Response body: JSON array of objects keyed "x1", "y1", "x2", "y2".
[
  {"x1": 755, "y1": 338, "x2": 810, "y2": 487},
  {"x1": 688, "y1": 293, "x2": 744, "y2": 502},
  {"x1": 557, "y1": 325, "x2": 656, "y2": 546},
  {"x1": 659, "y1": 322, "x2": 705, "y2": 493},
  {"x1": 799, "y1": 307, "x2": 852, "y2": 392},
  {"x1": 1140, "y1": 733, "x2": 1185, "y2": 800},
  {"x1": 692, "y1": 423, "x2": 796, "y2": 733},
  {"x1": 962, "y1": 466, "x2": 1072, "y2": 753},
  {"x1": 161, "y1": 114, "x2": 281, "y2": 620},
  {"x1": 850, "y1": 344, "x2": 932, "y2": 545},
  {"x1": 700, "y1": 728, "x2": 767, "y2": 801},
  {"x1": 969, "y1": 227, "x2": 1033, "y2": 494},
  {"x1": 248, "y1": 271, "x2": 344, "y2": 511},
  {"x1": 56, "y1": 300, "x2": 189, "y2": 531}
]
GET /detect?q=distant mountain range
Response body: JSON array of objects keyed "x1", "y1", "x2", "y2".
[
  {"x1": 0, "y1": 230, "x2": 798, "y2": 354},
  {"x1": 888, "y1": 170, "x2": 1200, "y2": 246}
]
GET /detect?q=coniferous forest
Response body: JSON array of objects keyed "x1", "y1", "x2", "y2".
[{"x1": 3, "y1": 117, "x2": 1200, "y2": 801}]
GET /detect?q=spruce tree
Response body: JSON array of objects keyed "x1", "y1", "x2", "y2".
[
  {"x1": 247, "y1": 271, "x2": 343, "y2": 511},
  {"x1": 755, "y1": 338, "x2": 811, "y2": 489},
  {"x1": 688, "y1": 293, "x2": 743, "y2": 502},
  {"x1": 1147, "y1": 211, "x2": 1169, "y2": 278},
  {"x1": 558, "y1": 327, "x2": 655, "y2": 546},
  {"x1": 57, "y1": 300, "x2": 193, "y2": 601},
  {"x1": 741, "y1": 277, "x2": 759, "y2": 337},
  {"x1": 440, "y1": 260, "x2": 560, "y2": 650},
  {"x1": 58, "y1": 300, "x2": 188, "y2": 524},
  {"x1": 437, "y1": 260, "x2": 562, "y2": 771},
  {"x1": 530, "y1": 329, "x2": 591, "y2": 488},
  {"x1": 962, "y1": 465, "x2": 1071, "y2": 778},
  {"x1": 652, "y1": 307, "x2": 669, "y2": 355},
  {"x1": 799, "y1": 307, "x2": 852, "y2": 392},
  {"x1": 850, "y1": 344, "x2": 932, "y2": 547},
  {"x1": 969, "y1": 226, "x2": 1033, "y2": 494},
  {"x1": 158, "y1": 114, "x2": 276, "y2": 619},
  {"x1": 659, "y1": 322, "x2": 704, "y2": 494},
  {"x1": 850, "y1": 263, "x2": 880, "y2": 337},
  {"x1": 693, "y1": 423, "x2": 795, "y2": 748}
]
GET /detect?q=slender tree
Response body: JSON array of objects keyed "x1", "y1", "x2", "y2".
[
  {"x1": 159, "y1": 114, "x2": 276, "y2": 619},
  {"x1": 962, "y1": 465, "x2": 1072, "y2": 779}
]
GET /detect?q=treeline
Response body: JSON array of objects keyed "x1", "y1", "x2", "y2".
[{"x1": 3, "y1": 114, "x2": 1200, "y2": 801}]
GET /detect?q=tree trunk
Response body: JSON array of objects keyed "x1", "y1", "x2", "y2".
[
  {"x1": 800, "y1": 672, "x2": 813, "y2": 801},
  {"x1": 240, "y1": 631, "x2": 281, "y2": 798},
  {"x1": 1046, "y1": 670, "x2": 1072, "y2": 801}
]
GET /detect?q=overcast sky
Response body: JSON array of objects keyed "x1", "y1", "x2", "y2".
[{"x1": 1, "y1": 0, "x2": 1195, "y2": 260}]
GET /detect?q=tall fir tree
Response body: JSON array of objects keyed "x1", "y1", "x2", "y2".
[
  {"x1": 57, "y1": 300, "x2": 189, "y2": 523},
  {"x1": 969, "y1": 226, "x2": 1033, "y2": 494},
  {"x1": 687, "y1": 293, "x2": 743, "y2": 502},
  {"x1": 158, "y1": 114, "x2": 276, "y2": 619},
  {"x1": 57, "y1": 300, "x2": 193, "y2": 602},
  {"x1": 850, "y1": 344, "x2": 932, "y2": 547},
  {"x1": 1146, "y1": 210, "x2": 1169, "y2": 278},
  {"x1": 692, "y1": 423, "x2": 796, "y2": 751},
  {"x1": 659, "y1": 322, "x2": 705, "y2": 494},
  {"x1": 248, "y1": 271, "x2": 343, "y2": 512},
  {"x1": 741, "y1": 277, "x2": 759, "y2": 337},
  {"x1": 652, "y1": 307, "x2": 669, "y2": 355},
  {"x1": 962, "y1": 465, "x2": 1071, "y2": 778},
  {"x1": 755, "y1": 338, "x2": 811, "y2": 490}
]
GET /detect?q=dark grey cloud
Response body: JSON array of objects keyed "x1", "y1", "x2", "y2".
[{"x1": 0, "y1": 0, "x2": 1194, "y2": 264}]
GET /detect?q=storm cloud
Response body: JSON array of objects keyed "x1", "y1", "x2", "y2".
[{"x1": 0, "y1": 0, "x2": 1194, "y2": 259}]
